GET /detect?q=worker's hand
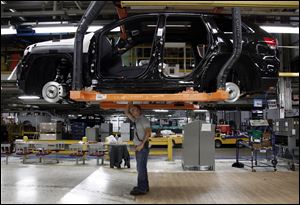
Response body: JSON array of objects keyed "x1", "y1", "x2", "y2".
[
  {"x1": 125, "y1": 102, "x2": 136, "y2": 122},
  {"x1": 127, "y1": 102, "x2": 133, "y2": 108},
  {"x1": 125, "y1": 102, "x2": 133, "y2": 112},
  {"x1": 135, "y1": 143, "x2": 144, "y2": 152}
]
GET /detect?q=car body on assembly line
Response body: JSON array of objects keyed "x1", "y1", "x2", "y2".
[{"x1": 16, "y1": 13, "x2": 280, "y2": 103}]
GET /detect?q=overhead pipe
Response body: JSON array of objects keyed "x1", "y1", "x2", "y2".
[
  {"x1": 217, "y1": 7, "x2": 242, "y2": 89},
  {"x1": 121, "y1": 1, "x2": 299, "y2": 9},
  {"x1": 74, "y1": 1, "x2": 82, "y2": 10},
  {"x1": 1, "y1": 10, "x2": 299, "y2": 18},
  {"x1": 72, "y1": 1, "x2": 107, "y2": 90},
  {"x1": 53, "y1": 1, "x2": 57, "y2": 20}
]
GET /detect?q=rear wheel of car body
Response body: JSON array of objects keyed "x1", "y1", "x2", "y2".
[
  {"x1": 225, "y1": 82, "x2": 240, "y2": 103},
  {"x1": 215, "y1": 140, "x2": 222, "y2": 148},
  {"x1": 42, "y1": 81, "x2": 66, "y2": 103}
]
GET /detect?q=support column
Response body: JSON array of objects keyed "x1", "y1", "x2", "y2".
[{"x1": 278, "y1": 78, "x2": 293, "y2": 118}]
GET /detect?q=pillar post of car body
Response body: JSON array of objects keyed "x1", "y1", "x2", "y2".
[
  {"x1": 217, "y1": 7, "x2": 242, "y2": 89},
  {"x1": 72, "y1": 1, "x2": 107, "y2": 90}
]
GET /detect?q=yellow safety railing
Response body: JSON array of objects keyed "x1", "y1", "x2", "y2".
[
  {"x1": 25, "y1": 139, "x2": 87, "y2": 154},
  {"x1": 127, "y1": 137, "x2": 173, "y2": 161},
  {"x1": 22, "y1": 137, "x2": 176, "y2": 160}
]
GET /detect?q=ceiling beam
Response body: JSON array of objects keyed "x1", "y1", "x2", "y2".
[
  {"x1": 1, "y1": 9, "x2": 119, "y2": 18},
  {"x1": 1, "y1": 9, "x2": 299, "y2": 18},
  {"x1": 1, "y1": 10, "x2": 83, "y2": 17},
  {"x1": 121, "y1": 1, "x2": 299, "y2": 9}
]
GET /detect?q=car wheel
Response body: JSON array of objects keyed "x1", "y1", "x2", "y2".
[
  {"x1": 215, "y1": 140, "x2": 222, "y2": 148},
  {"x1": 225, "y1": 82, "x2": 240, "y2": 102},
  {"x1": 42, "y1": 81, "x2": 67, "y2": 103}
]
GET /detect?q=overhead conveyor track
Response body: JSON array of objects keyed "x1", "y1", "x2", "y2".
[{"x1": 120, "y1": 1, "x2": 299, "y2": 9}]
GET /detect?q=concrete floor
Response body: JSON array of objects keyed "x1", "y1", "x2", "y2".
[{"x1": 1, "y1": 147, "x2": 299, "y2": 204}]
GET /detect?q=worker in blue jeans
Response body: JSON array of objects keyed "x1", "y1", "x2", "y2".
[{"x1": 125, "y1": 104, "x2": 151, "y2": 195}]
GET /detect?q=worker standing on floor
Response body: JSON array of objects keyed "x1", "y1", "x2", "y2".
[{"x1": 125, "y1": 103, "x2": 151, "y2": 195}]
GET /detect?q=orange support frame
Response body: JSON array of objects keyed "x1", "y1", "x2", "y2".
[{"x1": 70, "y1": 89, "x2": 229, "y2": 104}]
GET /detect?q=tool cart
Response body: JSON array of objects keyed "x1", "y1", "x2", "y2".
[{"x1": 233, "y1": 119, "x2": 277, "y2": 172}]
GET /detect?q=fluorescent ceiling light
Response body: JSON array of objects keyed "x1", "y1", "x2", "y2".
[
  {"x1": 18, "y1": 95, "x2": 40, "y2": 100},
  {"x1": 147, "y1": 25, "x2": 191, "y2": 28},
  {"x1": 260, "y1": 26, "x2": 299, "y2": 34},
  {"x1": 33, "y1": 26, "x2": 77, "y2": 34},
  {"x1": 153, "y1": 109, "x2": 169, "y2": 112},
  {"x1": 22, "y1": 21, "x2": 69, "y2": 26},
  {"x1": 1, "y1": 1, "x2": 7, "y2": 4},
  {"x1": 33, "y1": 26, "x2": 119, "y2": 34},
  {"x1": 7, "y1": 8, "x2": 25, "y2": 21},
  {"x1": 1, "y1": 26, "x2": 17, "y2": 35},
  {"x1": 145, "y1": 115, "x2": 155, "y2": 117},
  {"x1": 194, "y1": 109, "x2": 208, "y2": 112}
]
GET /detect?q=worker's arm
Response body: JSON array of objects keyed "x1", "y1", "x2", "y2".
[{"x1": 136, "y1": 127, "x2": 151, "y2": 151}]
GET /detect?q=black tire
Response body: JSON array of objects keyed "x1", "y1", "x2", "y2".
[
  {"x1": 290, "y1": 164, "x2": 295, "y2": 171},
  {"x1": 236, "y1": 140, "x2": 244, "y2": 148},
  {"x1": 271, "y1": 159, "x2": 278, "y2": 166},
  {"x1": 215, "y1": 140, "x2": 222, "y2": 148}
]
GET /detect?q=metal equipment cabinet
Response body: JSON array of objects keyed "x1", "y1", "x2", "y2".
[
  {"x1": 85, "y1": 127, "x2": 100, "y2": 142},
  {"x1": 273, "y1": 118, "x2": 299, "y2": 154},
  {"x1": 182, "y1": 120, "x2": 215, "y2": 170},
  {"x1": 273, "y1": 118, "x2": 299, "y2": 170},
  {"x1": 100, "y1": 123, "x2": 112, "y2": 142},
  {"x1": 39, "y1": 122, "x2": 63, "y2": 140}
]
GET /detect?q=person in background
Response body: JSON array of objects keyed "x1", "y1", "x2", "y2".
[
  {"x1": 155, "y1": 128, "x2": 163, "y2": 138},
  {"x1": 125, "y1": 104, "x2": 151, "y2": 195}
]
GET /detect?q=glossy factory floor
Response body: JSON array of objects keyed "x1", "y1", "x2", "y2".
[{"x1": 1, "y1": 147, "x2": 299, "y2": 204}]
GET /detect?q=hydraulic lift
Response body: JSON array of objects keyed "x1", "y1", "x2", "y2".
[{"x1": 69, "y1": 1, "x2": 299, "y2": 110}]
